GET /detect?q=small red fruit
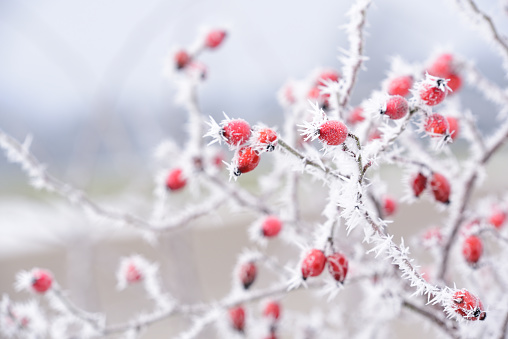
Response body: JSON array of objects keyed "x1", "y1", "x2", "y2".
[
  {"x1": 205, "y1": 29, "x2": 227, "y2": 49},
  {"x1": 222, "y1": 119, "x2": 251, "y2": 146},
  {"x1": 262, "y1": 300, "x2": 281, "y2": 321},
  {"x1": 425, "y1": 113, "x2": 449, "y2": 137},
  {"x1": 419, "y1": 81, "x2": 448, "y2": 106},
  {"x1": 347, "y1": 107, "x2": 365, "y2": 125},
  {"x1": 301, "y1": 249, "x2": 326, "y2": 280},
  {"x1": 228, "y1": 306, "x2": 246, "y2": 332},
  {"x1": 327, "y1": 252, "x2": 348, "y2": 283},
  {"x1": 234, "y1": 147, "x2": 260, "y2": 176},
  {"x1": 447, "y1": 73, "x2": 462, "y2": 93},
  {"x1": 462, "y1": 235, "x2": 483, "y2": 264},
  {"x1": 411, "y1": 172, "x2": 428, "y2": 197},
  {"x1": 166, "y1": 168, "x2": 187, "y2": 191},
  {"x1": 387, "y1": 75, "x2": 413, "y2": 97},
  {"x1": 446, "y1": 116, "x2": 460, "y2": 140},
  {"x1": 427, "y1": 53, "x2": 454, "y2": 78},
  {"x1": 422, "y1": 227, "x2": 443, "y2": 247},
  {"x1": 489, "y1": 208, "x2": 506, "y2": 229},
  {"x1": 430, "y1": 172, "x2": 451, "y2": 204},
  {"x1": 318, "y1": 120, "x2": 348, "y2": 146},
  {"x1": 174, "y1": 50, "x2": 191, "y2": 70},
  {"x1": 32, "y1": 269, "x2": 53, "y2": 293},
  {"x1": 261, "y1": 216, "x2": 282, "y2": 237},
  {"x1": 307, "y1": 87, "x2": 330, "y2": 109},
  {"x1": 239, "y1": 262, "x2": 257, "y2": 289},
  {"x1": 317, "y1": 69, "x2": 340, "y2": 86},
  {"x1": 382, "y1": 195, "x2": 397, "y2": 217},
  {"x1": 125, "y1": 263, "x2": 142, "y2": 283},
  {"x1": 368, "y1": 129, "x2": 382, "y2": 141},
  {"x1": 452, "y1": 289, "x2": 486, "y2": 321},
  {"x1": 383, "y1": 95, "x2": 408, "y2": 120},
  {"x1": 256, "y1": 128, "x2": 278, "y2": 152}
]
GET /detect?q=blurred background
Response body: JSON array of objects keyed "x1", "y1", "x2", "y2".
[{"x1": 1, "y1": 0, "x2": 508, "y2": 337}]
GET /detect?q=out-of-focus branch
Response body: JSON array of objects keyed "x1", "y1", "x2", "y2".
[{"x1": 402, "y1": 299, "x2": 460, "y2": 339}]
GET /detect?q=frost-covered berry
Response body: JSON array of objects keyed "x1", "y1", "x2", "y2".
[
  {"x1": 427, "y1": 53, "x2": 454, "y2": 78},
  {"x1": 31, "y1": 269, "x2": 53, "y2": 293},
  {"x1": 425, "y1": 113, "x2": 449, "y2": 137},
  {"x1": 166, "y1": 168, "x2": 187, "y2": 191},
  {"x1": 451, "y1": 289, "x2": 486, "y2": 321},
  {"x1": 382, "y1": 95, "x2": 408, "y2": 120},
  {"x1": 301, "y1": 249, "x2": 326, "y2": 280},
  {"x1": 347, "y1": 107, "x2": 365, "y2": 125},
  {"x1": 205, "y1": 29, "x2": 227, "y2": 49},
  {"x1": 239, "y1": 262, "x2": 257, "y2": 289},
  {"x1": 411, "y1": 172, "x2": 428, "y2": 197},
  {"x1": 327, "y1": 252, "x2": 348, "y2": 283},
  {"x1": 418, "y1": 79, "x2": 448, "y2": 106},
  {"x1": 368, "y1": 129, "x2": 382, "y2": 141},
  {"x1": 174, "y1": 50, "x2": 191, "y2": 70},
  {"x1": 262, "y1": 300, "x2": 281, "y2": 321},
  {"x1": 255, "y1": 128, "x2": 278, "y2": 152},
  {"x1": 125, "y1": 263, "x2": 142, "y2": 283},
  {"x1": 223, "y1": 119, "x2": 252, "y2": 146},
  {"x1": 430, "y1": 172, "x2": 451, "y2": 204},
  {"x1": 317, "y1": 69, "x2": 340, "y2": 86},
  {"x1": 387, "y1": 75, "x2": 413, "y2": 97},
  {"x1": 307, "y1": 87, "x2": 330, "y2": 109},
  {"x1": 382, "y1": 195, "x2": 397, "y2": 216},
  {"x1": 446, "y1": 116, "x2": 460, "y2": 140},
  {"x1": 261, "y1": 216, "x2": 282, "y2": 237},
  {"x1": 318, "y1": 120, "x2": 348, "y2": 146},
  {"x1": 233, "y1": 147, "x2": 260, "y2": 176},
  {"x1": 228, "y1": 306, "x2": 246, "y2": 332},
  {"x1": 462, "y1": 235, "x2": 483, "y2": 264},
  {"x1": 489, "y1": 208, "x2": 506, "y2": 229},
  {"x1": 447, "y1": 73, "x2": 462, "y2": 93}
]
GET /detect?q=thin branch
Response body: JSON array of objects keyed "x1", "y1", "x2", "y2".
[{"x1": 402, "y1": 299, "x2": 460, "y2": 339}]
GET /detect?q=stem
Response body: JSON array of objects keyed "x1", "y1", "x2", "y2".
[{"x1": 402, "y1": 300, "x2": 460, "y2": 339}]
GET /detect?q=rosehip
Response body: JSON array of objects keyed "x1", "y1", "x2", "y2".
[
  {"x1": 228, "y1": 306, "x2": 246, "y2": 332},
  {"x1": 234, "y1": 147, "x2": 260, "y2": 176},
  {"x1": 327, "y1": 252, "x2": 348, "y2": 283},
  {"x1": 301, "y1": 249, "x2": 326, "y2": 280},
  {"x1": 430, "y1": 172, "x2": 451, "y2": 204},
  {"x1": 262, "y1": 300, "x2": 281, "y2": 321},
  {"x1": 125, "y1": 263, "x2": 142, "y2": 283},
  {"x1": 446, "y1": 116, "x2": 460, "y2": 140},
  {"x1": 425, "y1": 113, "x2": 449, "y2": 137},
  {"x1": 317, "y1": 120, "x2": 348, "y2": 146},
  {"x1": 452, "y1": 289, "x2": 486, "y2": 321},
  {"x1": 382, "y1": 95, "x2": 408, "y2": 120},
  {"x1": 256, "y1": 128, "x2": 278, "y2": 152},
  {"x1": 174, "y1": 50, "x2": 191, "y2": 70},
  {"x1": 347, "y1": 107, "x2": 365, "y2": 125},
  {"x1": 489, "y1": 208, "x2": 506, "y2": 229},
  {"x1": 307, "y1": 87, "x2": 330, "y2": 109},
  {"x1": 317, "y1": 69, "x2": 340, "y2": 86},
  {"x1": 462, "y1": 235, "x2": 483, "y2": 264},
  {"x1": 411, "y1": 172, "x2": 428, "y2": 197},
  {"x1": 31, "y1": 269, "x2": 52, "y2": 293},
  {"x1": 166, "y1": 168, "x2": 187, "y2": 191},
  {"x1": 222, "y1": 119, "x2": 251, "y2": 146},
  {"x1": 387, "y1": 75, "x2": 413, "y2": 97},
  {"x1": 205, "y1": 29, "x2": 227, "y2": 49},
  {"x1": 447, "y1": 73, "x2": 462, "y2": 93},
  {"x1": 427, "y1": 53, "x2": 454, "y2": 78},
  {"x1": 239, "y1": 262, "x2": 257, "y2": 289},
  {"x1": 368, "y1": 129, "x2": 382, "y2": 141},
  {"x1": 261, "y1": 216, "x2": 282, "y2": 237},
  {"x1": 419, "y1": 81, "x2": 448, "y2": 106},
  {"x1": 382, "y1": 195, "x2": 397, "y2": 216}
]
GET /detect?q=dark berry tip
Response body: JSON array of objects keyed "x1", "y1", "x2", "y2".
[{"x1": 233, "y1": 168, "x2": 242, "y2": 177}]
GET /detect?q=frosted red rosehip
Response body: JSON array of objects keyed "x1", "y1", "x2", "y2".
[
  {"x1": 446, "y1": 73, "x2": 462, "y2": 93},
  {"x1": 222, "y1": 119, "x2": 252, "y2": 146},
  {"x1": 166, "y1": 168, "x2": 187, "y2": 191},
  {"x1": 318, "y1": 120, "x2": 348, "y2": 146},
  {"x1": 301, "y1": 249, "x2": 326, "y2": 280},
  {"x1": 317, "y1": 69, "x2": 340, "y2": 86},
  {"x1": 125, "y1": 263, "x2": 142, "y2": 283},
  {"x1": 382, "y1": 195, "x2": 397, "y2": 217},
  {"x1": 446, "y1": 116, "x2": 460, "y2": 140},
  {"x1": 411, "y1": 172, "x2": 428, "y2": 197},
  {"x1": 427, "y1": 54, "x2": 454, "y2": 77},
  {"x1": 174, "y1": 50, "x2": 191, "y2": 70},
  {"x1": 261, "y1": 216, "x2": 282, "y2": 237},
  {"x1": 383, "y1": 95, "x2": 408, "y2": 120},
  {"x1": 489, "y1": 208, "x2": 506, "y2": 229},
  {"x1": 425, "y1": 113, "x2": 449, "y2": 137},
  {"x1": 327, "y1": 252, "x2": 348, "y2": 283},
  {"x1": 462, "y1": 235, "x2": 483, "y2": 264},
  {"x1": 452, "y1": 289, "x2": 486, "y2": 321},
  {"x1": 348, "y1": 107, "x2": 365, "y2": 125},
  {"x1": 307, "y1": 87, "x2": 330, "y2": 109},
  {"x1": 430, "y1": 172, "x2": 451, "y2": 204},
  {"x1": 32, "y1": 269, "x2": 53, "y2": 293},
  {"x1": 228, "y1": 306, "x2": 246, "y2": 332},
  {"x1": 419, "y1": 82, "x2": 447, "y2": 106},
  {"x1": 239, "y1": 261, "x2": 257, "y2": 289},
  {"x1": 387, "y1": 75, "x2": 413, "y2": 97},
  {"x1": 263, "y1": 300, "x2": 281, "y2": 321},
  {"x1": 256, "y1": 128, "x2": 278, "y2": 152},
  {"x1": 205, "y1": 29, "x2": 227, "y2": 49},
  {"x1": 234, "y1": 147, "x2": 260, "y2": 176}
]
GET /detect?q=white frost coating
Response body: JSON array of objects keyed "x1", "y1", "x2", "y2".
[{"x1": 0, "y1": 296, "x2": 47, "y2": 339}]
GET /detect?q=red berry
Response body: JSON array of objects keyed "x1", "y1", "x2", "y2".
[
  {"x1": 368, "y1": 129, "x2": 382, "y2": 141},
  {"x1": 301, "y1": 249, "x2": 326, "y2": 280},
  {"x1": 317, "y1": 69, "x2": 340, "y2": 86},
  {"x1": 263, "y1": 300, "x2": 281, "y2": 321},
  {"x1": 261, "y1": 216, "x2": 282, "y2": 237},
  {"x1": 387, "y1": 75, "x2": 413, "y2": 97},
  {"x1": 239, "y1": 262, "x2": 257, "y2": 289},
  {"x1": 307, "y1": 87, "x2": 330, "y2": 109},
  {"x1": 427, "y1": 53, "x2": 454, "y2": 78},
  {"x1": 383, "y1": 95, "x2": 408, "y2": 120},
  {"x1": 256, "y1": 128, "x2": 278, "y2": 152},
  {"x1": 411, "y1": 172, "x2": 428, "y2": 197},
  {"x1": 419, "y1": 82, "x2": 447, "y2": 106},
  {"x1": 422, "y1": 227, "x2": 443, "y2": 247},
  {"x1": 489, "y1": 208, "x2": 506, "y2": 229},
  {"x1": 228, "y1": 306, "x2": 246, "y2": 332},
  {"x1": 318, "y1": 120, "x2": 348, "y2": 146},
  {"x1": 327, "y1": 252, "x2": 348, "y2": 283},
  {"x1": 382, "y1": 195, "x2": 397, "y2": 216},
  {"x1": 452, "y1": 289, "x2": 486, "y2": 321},
  {"x1": 425, "y1": 113, "x2": 449, "y2": 137},
  {"x1": 430, "y1": 172, "x2": 451, "y2": 204},
  {"x1": 166, "y1": 168, "x2": 187, "y2": 191},
  {"x1": 32, "y1": 269, "x2": 52, "y2": 293},
  {"x1": 222, "y1": 119, "x2": 251, "y2": 146},
  {"x1": 447, "y1": 73, "x2": 462, "y2": 93},
  {"x1": 446, "y1": 116, "x2": 460, "y2": 140},
  {"x1": 125, "y1": 263, "x2": 142, "y2": 283},
  {"x1": 462, "y1": 235, "x2": 483, "y2": 264},
  {"x1": 347, "y1": 107, "x2": 365, "y2": 125},
  {"x1": 205, "y1": 29, "x2": 227, "y2": 49},
  {"x1": 234, "y1": 147, "x2": 260, "y2": 176},
  {"x1": 174, "y1": 50, "x2": 191, "y2": 70}
]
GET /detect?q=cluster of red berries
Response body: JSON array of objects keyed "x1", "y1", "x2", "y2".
[
  {"x1": 301, "y1": 249, "x2": 349, "y2": 283},
  {"x1": 228, "y1": 300, "x2": 282, "y2": 335},
  {"x1": 411, "y1": 171, "x2": 451, "y2": 204}
]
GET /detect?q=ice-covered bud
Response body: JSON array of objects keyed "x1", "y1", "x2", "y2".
[
  {"x1": 387, "y1": 75, "x2": 413, "y2": 97},
  {"x1": 15, "y1": 268, "x2": 53, "y2": 294},
  {"x1": 382, "y1": 95, "x2": 408, "y2": 120},
  {"x1": 166, "y1": 168, "x2": 187, "y2": 191},
  {"x1": 174, "y1": 50, "x2": 191, "y2": 70},
  {"x1": 417, "y1": 74, "x2": 449, "y2": 106},
  {"x1": 230, "y1": 146, "x2": 260, "y2": 178},
  {"x1": 228, "y1": 306, "x2": 246, "y2": 332},
  {"x1": 239, "y1": 261, "x2": 257, "y2": 289},
  {"x1": 252, "y1": 127, "x2": 278, "y2": 152},
  {"x1": 261, "y1": 215, "x2": 282, "y2": 237},
  {"x1": 411, "y1": 172, "x2": 428, "y2": 197},
  {"x1": 262, "y1": 300, "x2": 281, "y2": 321},
  {"x1": 430, "y1": 172, "x2": 451, "y2": 204},
  {"x1": 205, "y1": 114, "x2": 252, "y2": 148},
  {"x1": 424, "y1": 113, "x2": 449, "y2": 137}
]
